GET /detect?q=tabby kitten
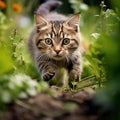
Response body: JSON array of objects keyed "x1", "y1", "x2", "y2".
[{"x1": 28, "y1": 1, "x2": 82, "y2": 87}]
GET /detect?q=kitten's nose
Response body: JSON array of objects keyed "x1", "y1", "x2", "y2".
[
  {"x1": 55, "y1": 49, "x2": 61, "y2": 54},
  {"x1": 54, "y1": 45, "x2": 61, "y2": 55}
]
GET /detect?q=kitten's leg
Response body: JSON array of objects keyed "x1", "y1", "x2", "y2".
[
  {"x1": 68, "y1": 54, "x2": 82, "y2": 88},
  {"x1": 37, "y1": 61, "x2": 57, "y2": 81},
  {"x1": 69, "y1": 65, "x2": 81, "y2": 88},
  {"x1": 42, "y1": 70, "x2": 55, "y2": 81}
]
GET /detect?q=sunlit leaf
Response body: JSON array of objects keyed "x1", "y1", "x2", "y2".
[{"x1": 0, "y1": 48, "x2": 13, "y2": 75}]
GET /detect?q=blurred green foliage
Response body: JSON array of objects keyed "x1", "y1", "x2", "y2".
[
  {"x1": 69, "y1": 0, "x2": 120, "y2": 89},
  {"x1": 0, "y1": 11, "x2": 48, "y2": 111},
  {"x1": 72, "y1": 1, "x2": 120, "y2": 119},
  {"x1": 0, "y1": 74, "x2": 48, "y2": 109}
]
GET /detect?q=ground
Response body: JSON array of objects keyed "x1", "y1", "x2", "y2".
[{"x1": 0, "y1": 87, "x2": 109, "y2": 120}]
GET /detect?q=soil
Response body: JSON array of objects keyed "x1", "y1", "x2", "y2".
[{"x1": 0, "y1": 87, "x2": 109, "y2": 120}]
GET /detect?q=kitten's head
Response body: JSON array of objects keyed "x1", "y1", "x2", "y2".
[{"x1": 34, "y1": 13, "x2": 81, "y2": 60}]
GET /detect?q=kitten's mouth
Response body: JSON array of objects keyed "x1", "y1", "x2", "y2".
[
  {"x1": 52, "y1": 54, "x2": 64, "y2": 60},
  {"x1": 47, "y1": 51, "x2": 66, "y2": 60}
]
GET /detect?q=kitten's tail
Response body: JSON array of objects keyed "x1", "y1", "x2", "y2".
[{"x1": 36, "y1": 0, "x2": 62, "y2": 16}]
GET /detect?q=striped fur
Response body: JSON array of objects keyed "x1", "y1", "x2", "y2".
[{"x1": 28, "y1": 1, "x2": 82, "y2": 87}]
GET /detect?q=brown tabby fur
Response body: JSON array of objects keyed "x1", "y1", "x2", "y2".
[{"x1": 28, "y1": 1, "x2": 82, "y2": 87}]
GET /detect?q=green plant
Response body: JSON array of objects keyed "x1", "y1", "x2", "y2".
[
  {"x1": 0, "y1": 11, "x2": 48, "y2": 111},
  {"x1": 69, "y1": 0, "x2": 119, "y2": 89}
]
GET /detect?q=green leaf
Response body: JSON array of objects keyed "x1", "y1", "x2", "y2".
[
  {"x1": 84, "y1": 54, "x2": 101, "y2": 77},
  {"x1": 0, "y1": 48, "x2": 13, "y2": 75}
]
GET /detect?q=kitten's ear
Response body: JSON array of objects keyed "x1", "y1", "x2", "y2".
[
  {"x1": 65, "y1": 13, "x2": 80, "y2": 32},
  {"x1": 34, "y1": 14, "x2": 50, "y2": 30}
]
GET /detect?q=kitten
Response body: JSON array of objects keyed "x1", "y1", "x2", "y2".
[{"x1": 28, "y1": 0, "x2": 82, "y2": 87}]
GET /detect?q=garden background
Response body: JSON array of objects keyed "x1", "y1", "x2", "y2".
[{"x1": 0, "y1": 0, "x2": 120, "y2": 119}]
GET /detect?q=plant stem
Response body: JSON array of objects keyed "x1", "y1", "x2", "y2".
[
  {"x1": 6, "y1": 0, "x2": 12, "y2": 17},
  {"x1": 81, "y1": 75, "x2": 96, "y2": 81}
]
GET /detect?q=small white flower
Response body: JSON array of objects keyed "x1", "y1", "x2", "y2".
[
  {"x1": 26, "y1": 88, "x2": 37, "y2": 96},
  {"x1": 2, "y1": 91, "x2": 11, "y2": 103},
  {"x1": 18, "y1": 16, "x2": 31, "y2": 28},
  {"x1": 91, "y1": 33, "x2": 100, "y2": 39},
  {"x1": 27, "y1": 80, "x2": 37, "y2": 87},
  {"x1": 18, "y1": 92, "x2": 28, "y2": 99},
  {"x1": 10, "y1": 75, "x2": 24, "y2": 86},
  {"x1": 79, "y1": 3, "x2": 88, "y2": 11}
]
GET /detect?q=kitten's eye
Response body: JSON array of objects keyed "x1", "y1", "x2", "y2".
[
  {"x1": 62, "y1": 38, "x2": 70, "y2": 45},
  {"x1": 45, "y1": 38, "x2": 52, "y2": 45}
]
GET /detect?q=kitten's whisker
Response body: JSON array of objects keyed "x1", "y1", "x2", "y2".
[
  {"x1": 36, "y1": 53, "x2": 49, "y2": 62},
  {"x1": 65, "y1": 56, "x2": 69, "y2": 64}
]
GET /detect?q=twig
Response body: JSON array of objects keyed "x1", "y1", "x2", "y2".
[
  {"x1": 77, "y1": 80, "x2": 107, "y2": 90},
  {"x1": 81, "y1": 75, "x2": 96, "y2": 81},
  {"x1": 15, "y1": 99, "x2": 33, "y2": 111}
]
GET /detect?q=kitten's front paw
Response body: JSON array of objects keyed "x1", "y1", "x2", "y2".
[
  {"x1": 42, "y1": 71, "x2": 55, "y2": 81},
  {"x1": 69, "y1": 70, "x2": 80, "y2": 81},
  {"x1": 69, "y1": 69, "x2": 81, "y2": 88}
]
